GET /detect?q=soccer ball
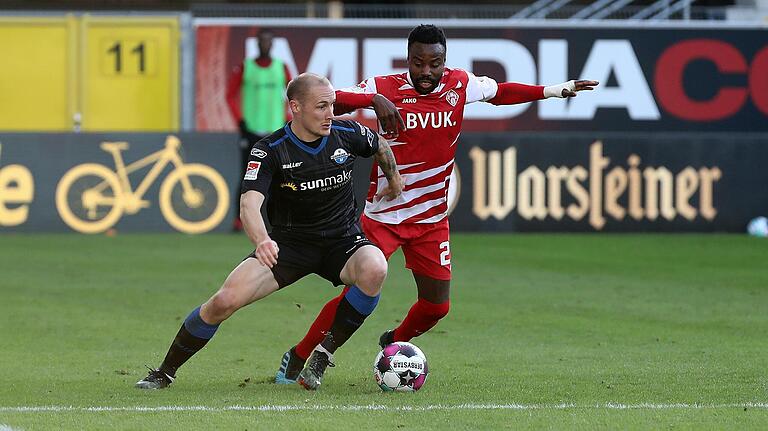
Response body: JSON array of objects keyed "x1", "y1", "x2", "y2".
[
  {"x1": 747, "y1": 216, "x2": 768, "y2": 237},
  {"x1": 373, "y1": 342, "x2": 428, "y2": 392}
]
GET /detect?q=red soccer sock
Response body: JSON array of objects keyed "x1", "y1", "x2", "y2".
[
  {"x1": 294, "y1": 286, "x2": 350, "y2": 360},
  {"x1": 393, "y1": 298, "x2": 450, "y2": 342}
]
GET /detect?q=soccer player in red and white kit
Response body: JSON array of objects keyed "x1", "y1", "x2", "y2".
[{"x1": 275, "y1": 25, "x2": 598, "y2": 383}]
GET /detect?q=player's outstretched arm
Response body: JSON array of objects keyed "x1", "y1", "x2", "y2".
[
  {"x1": 544, "y1": 80, "x2": 599, "y2": 98},
  {"x1": 240, "y1": 191, "x2": 279, "y2": 268},
  {"x1": 373, "y1": 136, "x2": 403, "y2": 201},
  {"x1": 485, "y1": 80, "x2": 599, "y2": 105}
]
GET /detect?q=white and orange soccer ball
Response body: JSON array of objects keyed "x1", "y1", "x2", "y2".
[{"x1": 373, "y1": 342, "x2": 428, "y2": 392}]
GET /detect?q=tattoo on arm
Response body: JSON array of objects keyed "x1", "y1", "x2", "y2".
[{"x1": 374, "y1": 136, "x2": 398, "y2": 180}]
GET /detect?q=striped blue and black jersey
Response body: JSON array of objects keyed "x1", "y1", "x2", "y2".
[{"x1": 241, "y1": 119, "x2": 379, "y2": 237}]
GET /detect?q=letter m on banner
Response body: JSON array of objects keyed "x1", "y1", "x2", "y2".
[{"x1": 469, "y1": 146, "x2": 516, "y2": 220}]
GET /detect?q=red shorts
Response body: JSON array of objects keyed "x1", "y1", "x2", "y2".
[{"x1": 360, "y1": 214, "x2": 451, "y2": 280}]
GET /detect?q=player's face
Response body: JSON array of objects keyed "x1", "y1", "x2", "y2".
[
  {"x1": 407, "y1": 42, "x2": 446, "y2": 95},
  {"x1": 299, "y1": 83, "x2": 335, "y2": 138},
  {"x1": 258, "y1": 32, "x2": 273, "y2": 57}
]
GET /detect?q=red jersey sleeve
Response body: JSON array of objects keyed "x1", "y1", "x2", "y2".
[
  {"x1": 334, "y1": 92, "x2": 376, "y2": 115},
  {"x1": 488, "y1": 82, "x2": 545, "y2": 105},
  {"x1": 226, "y1": 63, "x2": 244, "y2": 122},
  {"x1": 284, "y1": 63, "x2": 293, "y2": 121}
]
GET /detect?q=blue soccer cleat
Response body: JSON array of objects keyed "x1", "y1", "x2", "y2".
[{"x1": 275, "y1": 346, "x2": 305, "y2": 384}]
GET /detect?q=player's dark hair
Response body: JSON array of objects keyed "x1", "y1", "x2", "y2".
[
  {"x1": 407, "y1": 25, "x2": 446, "y2": 49},
  {"x1": 258, "y1": 28, "x2": 274, "y2": 38}
]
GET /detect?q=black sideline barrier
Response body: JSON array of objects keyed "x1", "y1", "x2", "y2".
[
  {"x1": 450, "y1": 132, "x2": 768, "y2": 232},
  {"x1": 0, "y1": 132, "x2": 765, "y2": 233}
]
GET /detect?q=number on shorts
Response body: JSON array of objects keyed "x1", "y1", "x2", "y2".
[{"x1": 439, "y1": 241, "x2": 451, "y2": 266}]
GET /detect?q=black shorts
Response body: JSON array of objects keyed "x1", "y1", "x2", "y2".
[{"x1": 246, "y1": 229, "x2": 376, "y2": 288}]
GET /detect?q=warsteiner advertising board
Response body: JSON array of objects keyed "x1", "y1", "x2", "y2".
[{"x1": 449, "y1": 132, "x2": 768, "y2": 232}]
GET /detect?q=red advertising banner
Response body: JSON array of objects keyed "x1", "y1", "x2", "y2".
[{"x1": 195, "y1": 22, "x2": 768, "y2": 132}]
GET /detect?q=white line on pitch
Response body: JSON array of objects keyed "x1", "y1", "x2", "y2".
[{"x1": 1, "y1": 403, "x2": 767, "y2": 413}]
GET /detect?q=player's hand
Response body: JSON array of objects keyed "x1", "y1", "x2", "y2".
[
  {"x1": 376, "y1": 173, "x2": 404, "y2": 201},
  {"x1": 372, "y1": 94, "x2": 405, "y2": 139},
  {"x1": 255, "y1": 238, "x2": 279, "y2": 268},
  {"x1": 239, "y1": 120, "x2": 257, "y2": 142},
  {"x1": 238, "y1": 119, "x2": 250, "y2": 135},
  {"x1": 561, "y1": 80, "x2": 599, "y2": 97}
]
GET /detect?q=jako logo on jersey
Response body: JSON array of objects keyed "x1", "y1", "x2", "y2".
[
  {"x1": 445, "y1": 90, "x2": 459, "y2": 107},
  {"x1": 282, "y1": 161, "x2": 303, "y2": 169},
  {"x1": 300, "y1": 170, "x2": 352, "y2": 191},
  {"x1": 251, "y1": 148, "x2": 267, "y2": 159},
  {"x1": 244, "y1": 161, "x2": 261, "y2": 180},
  {"x1": 330, "y1": 148, "x2": 349, "y2": 164},
  {"x1": 405, "y1": 111, "x2": 457, "y2": 130},
  {"x1": 402, "y1": 97, "x2": 417, "y2": 104}
]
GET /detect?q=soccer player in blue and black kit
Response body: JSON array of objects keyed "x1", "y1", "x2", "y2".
[{"x1": 136, "y1": 73, "x2": 403, "y2": 391}]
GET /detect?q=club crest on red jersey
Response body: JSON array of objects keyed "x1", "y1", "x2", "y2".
[{"x1": 445, "y1": 89, "x2": 459, "y2": 107}]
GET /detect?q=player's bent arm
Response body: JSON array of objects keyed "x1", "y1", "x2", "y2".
[
  {"x1": 240, "y1": 191, "x2": 279, "y2": 267},
  {"x1": 373, "y1": 136, "x2": 403, "y2": 201},
  {"x1": 226, "y1": 65, "x2": 245, "y2": 121},
  {"x1": 334, "y1": 91, "x2": 374, "y2": 115},
  {"x1": 334, "y1": 90, "x2": 404, "y2": 137}
]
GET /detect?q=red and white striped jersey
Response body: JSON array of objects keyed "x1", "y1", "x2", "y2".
[{"x1": 343, "y1": 68, "x2": 499, "y2": 224}]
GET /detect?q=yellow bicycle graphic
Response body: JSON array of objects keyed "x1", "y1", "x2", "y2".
[{"x1": 56, "y1": 135, "x2": 229, "y2": 234}]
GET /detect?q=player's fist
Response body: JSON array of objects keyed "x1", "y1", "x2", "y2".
[
  {"x1": 376, "y1": 172, "x2": 404, "y2": 201},
  {"x1": 372, "y1": 94, "x2": 405, "y2": 139},
  {"x1": 255, "y1": 238, "x2": 279, "y2": 268}
]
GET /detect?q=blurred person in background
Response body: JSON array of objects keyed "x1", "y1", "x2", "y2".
[{"x1": 227, "y1": 28, "x2": 292, "y2": 231}]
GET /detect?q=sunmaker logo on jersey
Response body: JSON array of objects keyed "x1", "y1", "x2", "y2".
[
  {"x1": 330, "y1": 148, "x2": 349, "y2": 164},
  {"x1": 300, "y1": 169, "x2": 352, "y2": 191}
]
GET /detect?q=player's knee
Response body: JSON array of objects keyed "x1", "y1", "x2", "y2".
[
  {"x1": 425, "y1": 300, "x2": 450, "y2": 320},
  {"x1": 208, "y1": 290, "x2": 240, "y2": 320},
  {"x1": 355, "y1": 262, "x2": 387, "y2": 296},
  {"x1": 437, "y1": 301, "x2": 450, "y2": 319},
  {"x1": 366, "y1": 255, "x2": 388, "y2": 288}
]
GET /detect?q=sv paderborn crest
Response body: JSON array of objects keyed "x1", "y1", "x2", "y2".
[
  {"x1": 331, "y1": 148, "x2": 349, "y2": 164},
  {"x1": 445, "y1": 89, "x2": 459, "y2": 107}
]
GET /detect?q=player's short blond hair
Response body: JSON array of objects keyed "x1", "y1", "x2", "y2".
[{"x1": 286, "y1": 73, "x2": 332, "y2": 103}]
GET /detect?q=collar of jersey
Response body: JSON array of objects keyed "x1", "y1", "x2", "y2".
[{"x1": 283, "y1": 123, "x2": 328, "y2": 155}]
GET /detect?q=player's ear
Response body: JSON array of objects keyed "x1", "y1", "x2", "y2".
[{"x1": 289, "y1": 99, "x2": 301, "y2": 115}]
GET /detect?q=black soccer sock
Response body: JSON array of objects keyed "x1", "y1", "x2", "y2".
[
  {"x1": 320, "y1": 286, "x2": 379, "y2": 353},
  {"x1": 159, "y1": 306, "x2": 219, "y2": 377}
]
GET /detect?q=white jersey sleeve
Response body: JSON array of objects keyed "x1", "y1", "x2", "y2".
[
  {"x1": 465, "y1": 72, "x2": 499, "y2": 104},
  {"x1": 339, "y1": 76, "x2": 378, "y2": 94}
]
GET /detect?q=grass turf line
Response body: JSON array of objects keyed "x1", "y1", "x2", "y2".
[{"x1": 0, "y1": 233, "x2": 766, "y2": 430}]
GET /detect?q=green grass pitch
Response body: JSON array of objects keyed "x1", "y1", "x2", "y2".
[{"x1": 0, "y1": 233, "x2": 766, "y2": 430}]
